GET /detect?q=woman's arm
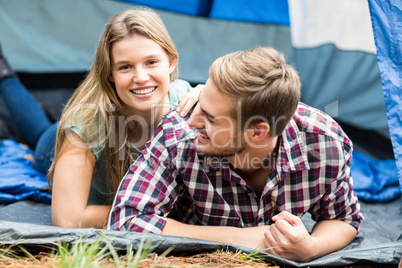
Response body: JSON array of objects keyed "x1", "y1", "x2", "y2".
[{"x1": 51, "y1": 132, "x2": 110, "y2": 228}]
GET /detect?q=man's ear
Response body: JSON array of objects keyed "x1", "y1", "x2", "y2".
[{"x1": 247, "y1": 122, "x2": 270, "y2": 142}]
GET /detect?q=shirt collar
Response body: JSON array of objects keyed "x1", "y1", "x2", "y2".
[{"x1": 276, "y1": 117, "x2": 310, "y2": 173}]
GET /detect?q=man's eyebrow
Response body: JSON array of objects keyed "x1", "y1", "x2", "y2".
[{"x1": 201, "y1": 108, "x2": 215, "y2": 120}]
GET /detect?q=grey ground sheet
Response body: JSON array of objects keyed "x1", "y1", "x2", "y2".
[{"x1": 0, "y1": 199, "x2": 401, "y2": 267}]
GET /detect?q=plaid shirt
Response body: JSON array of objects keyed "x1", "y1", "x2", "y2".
[{"x1": 108, "y1": 102, "x2": 363, "y2": 233}]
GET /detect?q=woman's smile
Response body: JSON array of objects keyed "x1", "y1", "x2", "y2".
[{"x1": 130, "y1": 86, "x2": 157, "y2": 98}]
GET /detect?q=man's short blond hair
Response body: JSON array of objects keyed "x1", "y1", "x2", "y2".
[{"x1": 209, "y1": 47, "x2": 301, "y2": 136}]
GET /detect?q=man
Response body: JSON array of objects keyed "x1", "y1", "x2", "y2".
[{"x1": 108, "y1": 47, "x2": 363, "y2": 262}]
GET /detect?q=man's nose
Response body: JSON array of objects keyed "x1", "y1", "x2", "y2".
[{"x1": 188, "y1": 104, "x2": 205, "y2": 128}]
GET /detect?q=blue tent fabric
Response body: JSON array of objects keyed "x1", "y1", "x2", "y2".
[
  {"x1": 0, "y1": 139, "x2": 51, "y2": 204},
  {"x1": 117, "y1": 0, "x2": 290, "y2": 25},
  {"x1": 352, "y1": 151, "x2": 400, "y2": 202},
  {"x1": 209, "y1": 0, "x2": 289, "y2": 25},
  {"x1": 367, "y1": 0, "x2": 402, "y2": 196},
  {"x1": 115, "y1": 0, "x2": 212, "y2": 16}
]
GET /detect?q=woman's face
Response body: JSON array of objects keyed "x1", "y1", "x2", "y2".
[{"x1": 110, "y1": 34, "x2": 175, "y2": 116}]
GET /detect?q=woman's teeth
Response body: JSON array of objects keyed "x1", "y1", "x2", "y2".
[{"x1": 131, "y1": 87, "x2": 156, "y2": 95}]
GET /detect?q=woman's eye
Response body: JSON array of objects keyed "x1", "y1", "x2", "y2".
[
  {"x1": 148, "y1": 60, "x2": 158, "y2": 65},
  {"x1": 118, "y1": 65, "x2": 130, "y2": 70}
]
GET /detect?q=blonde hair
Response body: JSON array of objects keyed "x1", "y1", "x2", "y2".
[
  {"x1": 48, "y1": 8, "x2": 178, "y2": 200},
  {"x1": 209, "y1": 47, "x2": 301, "y2": 136}
]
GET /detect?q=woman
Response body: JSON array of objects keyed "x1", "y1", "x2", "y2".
[{"x1": 0, "y1": 8, "x2": 199, "y2": 228}]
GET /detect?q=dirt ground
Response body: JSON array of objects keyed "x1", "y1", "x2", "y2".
[
  {"x1": 0, "y1": 250, "x2": 398, "y2": 268},
  {"x1": 0, "y1": 251, "x2": 275, "y2": 268}
]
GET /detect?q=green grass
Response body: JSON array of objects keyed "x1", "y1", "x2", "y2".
[
  {"x1": 0, "y1": 233, "x2": 174, "y2": 268},
  {"x1": 0, "y1": 234, "x2": 278, "y2": 267},
  {"x1": 53, "y1": 234, "x2": 175, "y2": 268}
]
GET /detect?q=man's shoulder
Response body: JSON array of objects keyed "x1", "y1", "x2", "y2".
[
  {"x1": 159, "y1": 109, "x2": 196, "y2": 144},
  {"x1": 289, "y1": 102, "x2": 352, "y2": 146}
]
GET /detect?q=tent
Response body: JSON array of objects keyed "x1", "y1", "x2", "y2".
[{"x1": 0, "y1": 0, "x2": 401, "y2": 266}]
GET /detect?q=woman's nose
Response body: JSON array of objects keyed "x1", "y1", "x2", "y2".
[{"x1": 133, "y1": 67, "x2": 150, "y2": 83}]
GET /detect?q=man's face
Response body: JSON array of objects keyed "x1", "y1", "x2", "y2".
[{"x1": 188, "y1": 79, "x2": 246, "y2": 157}]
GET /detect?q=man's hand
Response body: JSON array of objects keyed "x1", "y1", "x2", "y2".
[
  {"x1": 263, "y1": 211, "x2": 318, "y2": 261},
  {"x1": 262, "y1": 211, "x2": 357, "y2": 262}
]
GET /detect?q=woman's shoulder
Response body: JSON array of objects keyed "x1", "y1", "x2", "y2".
[
  {"x1": 62, "y1": 118, "x2": 104, "y2": 160},
  {"x1": 169, "y1": 79, "x2": 192, "y2": 108}
]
